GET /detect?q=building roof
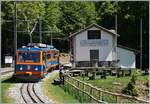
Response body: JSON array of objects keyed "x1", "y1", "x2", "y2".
[
  {"x1": 69, "y1": 23, "x2": 120, "y2": 38},
  {"x1": 117, "y1": 45, "x2": 140, "y2": 54}
]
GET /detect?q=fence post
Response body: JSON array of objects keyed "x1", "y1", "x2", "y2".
[
  {"x1": 99, "y1": 90, "x2": 102, "y2": 101},
  {"x1": 93, "y1": 88, "x2": 95, "y2": 99},
  {"x1": 83, "y1": 83, "x2": 85, "y2": 93},
  {"x1": 82, "y1": 83, "x2": 85, "y2": 102},
  {"x1": 77, "y1": 80, "x2": 79, "y2": 99},
  {"x1": 116, "y1": 95, "x2": 118, "y2": 103},
  {"x1": 77, "y1": 80, "x2": 79, "y2": 88},
  {"x1": 90, "y1": 87, "x2": 92, "y2": 102}
]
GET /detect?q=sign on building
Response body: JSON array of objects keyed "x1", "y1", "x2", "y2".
[
  {"x1": 80, "y1": 39, "x2": 108, "y2": 46},
  {"x1": 5, "y1": 56, "x2": 13, "y2": 64}
]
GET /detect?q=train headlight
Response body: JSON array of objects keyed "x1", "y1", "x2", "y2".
[
  {"x1": 20, "y1": 67, "x2": 23, "y2": 70},
  {"x1": 35, "y1": 67, "x2": 38, "y2": 71}
]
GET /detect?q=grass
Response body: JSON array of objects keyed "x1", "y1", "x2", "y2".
[
  {"x1": 76, "y1": 74, "x2": 149, "y2": 98},
  {"x1": 42, "y1": 71, "x2": 79, "y2": 104},
  {"x1": 78, "y1": 76, "x2": 131, "y2": 93},
  {"x1": 1, "y1": 76, "x2": 14, "y2": 103}
]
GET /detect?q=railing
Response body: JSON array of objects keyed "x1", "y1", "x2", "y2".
[
  {"x1": 63, "y1": 74, "x2": 149, "y2": 103},
  {"x1": 76, "y1": 61, "x2": 118, "y2": 67}
]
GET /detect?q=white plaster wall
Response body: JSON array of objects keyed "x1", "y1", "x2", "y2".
[
  {"x1": 74, "y1": 26, "x2": 115, "y2": 61},
  {"x1": 101, "y1": 30, "x2": 114, "y2": 61},
  {"x1": 117, "y1": 47, "x2": 136, "y2": 68}
]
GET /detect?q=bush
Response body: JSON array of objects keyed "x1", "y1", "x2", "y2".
[
  {"x1": 131, "y1": 74, "x2": 137, "y2": 84},
  {"x1": 132, "y1": 70, "x2": 141, "y2": 76},
  {"x1": 122, "y1": 72, "x2": 138, "y2": 96},
  {"x1": 122, "y1": 82, "x2": 138, "y2": 96}
]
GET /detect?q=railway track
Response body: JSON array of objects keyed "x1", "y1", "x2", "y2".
[
  {"x1": 1, "y1": 70, "x2": 13, "y2": 75},
  {"x1": 20, "y1": 83, "x2": 45, "y2": 103}
]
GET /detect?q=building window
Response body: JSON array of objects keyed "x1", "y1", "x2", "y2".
[
  {"x1": 88, "y1": 30, "x2": 101, "y2": 39},
  {"x1": 90, "y1": 50, "x2": 99, "y2": 61}
]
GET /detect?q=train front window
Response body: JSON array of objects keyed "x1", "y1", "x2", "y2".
[{"x1": 18, "y1": 52, "x2": 40, "y2": 63}]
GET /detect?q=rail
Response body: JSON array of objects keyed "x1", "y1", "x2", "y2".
[
  {"x1": 1, "y1": 70, "x2": 13, "y2": 75},
  {"x1": 20, "y1": 83, "x2": 45, "y2": 103}
]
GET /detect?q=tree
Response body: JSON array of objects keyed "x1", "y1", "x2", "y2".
[
  {"x1": 122, "y1": 70, "x2": 140, "y2": 96},
  {"x1": 59, "y1": 1, "x2": 98, "y2": 36},
  {"x1": 95, "y1": 1, "x2": 119, "y2": 28},
  {"x1": 43, "y1": 1, "x2": 61, "y2": 33},
  {"x1": 117, "y1": 1, "x2": 149, "y2": 69},
  {"x1": 95, "y1": 1, "x2": 149, "y2": 69},
  {"x1": 16, "y1": 1, "x2": 45, "y2": 43},
  {"x1": 1, "y1": 1, "x2": 149, "y2": 69}
]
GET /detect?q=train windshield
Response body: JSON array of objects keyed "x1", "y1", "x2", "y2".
[{"x1": 18, "y1": 51, "x2": 40, "y2": 63}]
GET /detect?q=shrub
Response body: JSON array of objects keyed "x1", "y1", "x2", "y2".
[
  {"x1": 131, "y1": 74, "x2": 137, "y2": 84},
  {"x1": 122, "y1": 72, "x2": 138, "y2": 96},
  {"x1": 122, "y1": 82, "x2": 138, "y2": 96},
  {"x1": 132, "y1": 69, "x2": 141, "y2": 76}
]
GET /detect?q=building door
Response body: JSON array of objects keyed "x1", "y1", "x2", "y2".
[{"x1": 90, "y1": 50, "x2": 99, "y2": 61}]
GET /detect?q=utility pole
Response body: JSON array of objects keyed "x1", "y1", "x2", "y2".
[
  {"x1": 50, "y1": 31, "x2": 53, "y2": 45},
  {"x1": 47, "y1": 26, "x2": 53, "y2": 45},
  {"x1": 13, "y1": 0, "x2": 17, "y2": 70},
  {"x1": 0, "y1": 0, "x2": 1, "y2": 68},
  {"x1": 115, "y1": 1, "x2": 118, "y2": 65},
  {"x1": 40, "y1": 30, "x2": 53, "y2": 45},
  {"x1": 0, "y1": 1, "x2": 1, "y2": 103},
  {"x1": 115, "y1": 15, "x2": 117, "y2": 33},
  {"x1": 39, "y1": 20, "x2": 42, "y2": 43},
  {"x1": 115, "y1": 15, "x2": 118, "y2": 65},
  {"x1": 140, "y1": 18, "x2": 143, "y2": 70}
]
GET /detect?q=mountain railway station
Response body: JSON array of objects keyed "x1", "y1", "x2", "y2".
[
  {"x1": 69, "y1": 24, "x2": 139, "y2": 69},
  {"x1": 1, "y1": 1, "x2": 148, "y2": 104}
]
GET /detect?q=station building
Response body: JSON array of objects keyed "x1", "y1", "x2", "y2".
[{"x1": 69, "y1": 24, "x2": 139, "y2": 68}]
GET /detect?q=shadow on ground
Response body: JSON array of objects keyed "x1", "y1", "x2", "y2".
[{"x1": 2, "y1": 76, "x2": 41, "y2": 83}]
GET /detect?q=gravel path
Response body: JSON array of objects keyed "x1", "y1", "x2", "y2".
[
  {"x1": 8, "y1": 71, "x2": 58, "y2": 104},
  {"x1": 1, "y1": 67, "x2": 14, "y2": 73}
]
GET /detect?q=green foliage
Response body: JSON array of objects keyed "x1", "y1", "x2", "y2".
[
  {"x1": 62, "y1": 82, "x2": 92, "y2": 103},
  {"x1": 130, "y1": 70, "x2": 140, "y2": 84},
  {"x1": 58, "y1": 1, "x2": 98, "y2": 35},
  {"x1": 122, "y1": 72, "x2": 139, "y2": 96},
  {"x1": 16, "y1": 1, "x2": 45, "y2": 31},
  {"x1": 1, "y1": 77, "x2": 14, "y2": 103},
  {"x1": 42, "y1": 72, "x2": 79, "y2": 103},
  {"x1": 97, "y1": 1, "x2": 119, "y2": 16},
  {"x1": 1, "y1": 1, "x2": 149, "y2": 68},
  {"x1": 122, "y1": 82, "x2": 138, "y2": 96},
  {"x1": 17, "y1": 1, "x2": 45, "y2": 20},
  {"x1": 1, "y1": 1, "x2": 14, "y2": 20},
  {"x1": 43, "y1": 1, "x2": 61, "y2": 32}
]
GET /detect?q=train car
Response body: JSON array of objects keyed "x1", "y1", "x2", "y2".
[{"x1": 14, "y1": 43, "x2": 59, "y2": 79}]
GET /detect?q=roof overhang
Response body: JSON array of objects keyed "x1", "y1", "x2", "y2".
[
  {"x1": 69, "y1": 23, "x2": 120, "y2": 38},
  {"x1": 117, "y1": 45, "x2": 140, "y2": 54}
]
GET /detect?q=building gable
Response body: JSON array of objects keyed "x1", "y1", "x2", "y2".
[{"x1": 69, "y1": 23, "x2": 120, "y2": 38}]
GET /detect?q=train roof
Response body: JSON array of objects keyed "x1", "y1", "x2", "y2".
[
  {"x1": 17, "y1": 43, "x2": 58, "y2": 52},
  {"x1": 41, "y1": 47, "x2": 59, "y2": 52}
]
